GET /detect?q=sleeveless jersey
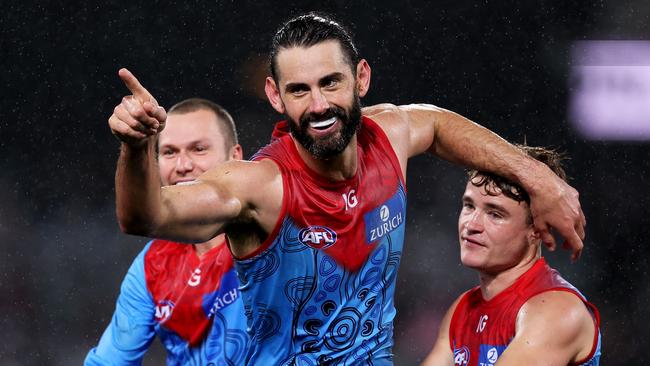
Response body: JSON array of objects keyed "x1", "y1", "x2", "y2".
[
  {"x1": 237, "y1": 117, "x2": 406, "y2": 365},
  {"x1": 449, "y1": 258, "x2": 601, "y2": 366},
  {"x1": 85, "y1": 239, "x2": 248, "y2": 366}
]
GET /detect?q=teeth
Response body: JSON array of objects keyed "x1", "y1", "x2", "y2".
[
  {"x1": 176, "y1": 180, "x2": 197, "y2": 186},
  {"x1": 310, "y1": 117, "x2": 336, "y2": 129}
]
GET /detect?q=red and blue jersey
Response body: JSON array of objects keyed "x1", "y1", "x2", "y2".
[
  {"x1": 236, "y1": 117, "x2": 406, "y2": 365},
  {"x1": 85, "y1": 239, "x2": 248, "y2": 365},
  {"x1": 449, "y1": 258, "x2": 601, "y2": 366}
]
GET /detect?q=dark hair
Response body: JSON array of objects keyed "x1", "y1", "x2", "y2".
[
  {"x1": 269, "y1": 12, "x2": 360, "y2": 82},
  {"x1": 468, "y1": 144, "x2": 568, "y2": 205},
  {"x1": 167, "y1": 98, "x2": 238, "y2": 149}
]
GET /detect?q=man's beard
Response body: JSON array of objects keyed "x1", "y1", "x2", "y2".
[{"x1": 287, "y1": 92, "x2": 362, "y2": 160}]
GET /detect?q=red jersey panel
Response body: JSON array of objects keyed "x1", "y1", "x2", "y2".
[
  {"x1": 448, "y1": 258, "x2": 601, "y2": 366},
  {"x1": 144, "y1": 240, "x2": 234, "y2": 346},
  {"x1": 250, "y1": 116, "x2": 405, "y2": 271}
]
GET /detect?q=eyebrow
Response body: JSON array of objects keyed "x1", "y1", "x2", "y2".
[
  {"x1": 462, "y1": 195, "x2": 509, "y2": 213},
  {"x1": 284, "y1": 72, "x2": 345, "y2": 92},
  {"x1": 159, "y1": 139, "x2": 211, "y2": 149}
]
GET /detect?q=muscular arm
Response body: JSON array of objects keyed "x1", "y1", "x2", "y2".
[
  {"x1": 420, "y1": 295, "x2": 463, "y2": 366},
  {"x1": 116, "y1": 144, "x2": 248, "y2": 242},
  {"x1": 495, "y1": 291, "x2": 597, "y2": 366},
  {"x1": 364, "y1": 103, "x2": 585, "y2": 260},
  {"x1": 111, "y1": 69, "x2": 282, "y2": 247}
]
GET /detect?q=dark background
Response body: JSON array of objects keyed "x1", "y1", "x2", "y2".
[{"x1": 2, "y1": 0, "x2": 648, "y2": 364}]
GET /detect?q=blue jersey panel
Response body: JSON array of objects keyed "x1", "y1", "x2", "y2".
[{"x1": 236, "y1": 184, "x2": 406, "y2": 365}]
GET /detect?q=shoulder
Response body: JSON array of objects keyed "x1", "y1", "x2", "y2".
[
  {"x1": 519, "y1": 290, "x2": 594, "y2": 332},
  {"x1": 362, "y1": 104, "x2": 411, "y2": 170},
  {"x1": 516, "y1": 290, "x2": 597, "y2": 358},
  {"x1": 448, "y1": 289, "x2": 475, "y2": 326},
  {"x1": 362, "y1": 103, "x2": 409, "y2": 137}
]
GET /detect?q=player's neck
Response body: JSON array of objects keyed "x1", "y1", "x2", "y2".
[
  {"x1": 293, "y1": 135, "x2": 358, "y2": 181},
  {"x1": 193, "y1": 234, "x2": 226, "y2": 258},
  {"x1": 478, "y1": 253, "x2": 540, "y2": 301}
]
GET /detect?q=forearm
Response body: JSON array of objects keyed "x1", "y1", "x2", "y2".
[
  {"x1": 426, "y1": 107, "x2": 549, "y2": 194},
  {"x1": 115, "y1": 140, "x2": 164, "y2": 236}
]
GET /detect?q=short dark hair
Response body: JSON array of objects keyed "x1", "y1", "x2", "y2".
[
  {"x1": 468, "y1": 145, "x2": 568, "y2": 206},
  {"x1": 269, "y1": 12, "x2": 360, "y2": 82},
  {"x1": 167, "y1": 98, "x2": 238, "y2": 149}
]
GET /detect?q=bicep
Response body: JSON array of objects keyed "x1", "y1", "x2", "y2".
[
  {"x1": 155, "y1": 160, "x2": 268, "y2": 243},
  {"x1": 496, "y1": 291, "x2": 595, "y2": 366},
  {"x1": 400, "y1": 104, "x2": 448, "y2": 158}
]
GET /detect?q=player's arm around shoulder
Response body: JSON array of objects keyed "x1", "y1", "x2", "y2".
[
  {"x1": 420, "y1": 293, "x2": 465, "y2": 366},
  {"x1": 496, "y1": 291, "x2": 598, "y2": 366},
  {"x1": 154, "y1": 158, "x2": 283, "y2": 244},
  {"x1": 363, "y1": 103, "x2": 428, "y2": 177},
  {"x1": 364, "y1": 103, "x2": 460, "y2": 166}
]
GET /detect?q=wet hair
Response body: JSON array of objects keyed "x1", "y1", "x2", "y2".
[
  {"x1": 269, "y1": 12, "x2": 360, "y2": 82},
  {"x1": 468, "y1": 144, "x2": 567, "y2": 207},
  {"x1": 167, "y1": 98, "x2": 238, "y2": 148}
]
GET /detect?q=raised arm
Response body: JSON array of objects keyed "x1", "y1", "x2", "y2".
[
  {"x1": 110, "y1": 69, "x2": 281, "y2": 245},
  {"x1": 495, "y1": 291, "x2": 598, "y2": 366},
  {"x1": 365, "y1": 103, "x2": 585, "y2": 261}
]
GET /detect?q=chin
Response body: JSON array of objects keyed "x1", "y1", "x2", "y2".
[{"x1": 460, "y1": 253, "x2": 484, "y2": 270}]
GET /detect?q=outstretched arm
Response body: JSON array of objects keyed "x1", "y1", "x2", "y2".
[
  {"x1": 365, "y1": 104, "x2": 586, "y2": 261},
  {"x1": 495, "y1": 291, "x2": 598, "y2": 366},
  {"x1": 110, "y1": 69, "x2": 279, "y2": 245}
]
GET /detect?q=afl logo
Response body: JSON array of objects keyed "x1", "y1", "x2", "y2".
[
  {"x1": 454, "y1": 346, "x2": 470, "y2": 365},
  {"x1": 299, "y1": 226, "x2": 337, "y2": 249}
]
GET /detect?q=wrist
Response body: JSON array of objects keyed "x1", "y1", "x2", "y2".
[{"x1": 518, "y1": 157, "x2": 558, "y2": 197}]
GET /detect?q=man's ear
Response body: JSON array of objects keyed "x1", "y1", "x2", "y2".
[
  {"x1": 529, "y1": 229, "x2": 542, "y2": 245},
  {"x1": 230, "y1": 144, "x2": 243, "y2": 160},
  {"x1": 356, "y1": 59, "x2": 371, "y2": 97},
  {"x1": 265, "y1": 76, "x2": 286, "y2": 114}
]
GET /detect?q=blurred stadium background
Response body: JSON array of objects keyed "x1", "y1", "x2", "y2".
[{"x1": 2, "y1": 1, "x2": 648, "y2": 364}]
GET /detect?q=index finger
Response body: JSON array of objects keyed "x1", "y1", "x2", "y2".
[{"x1": 118, "y1": 68, "x2": 153, "y2": 103}]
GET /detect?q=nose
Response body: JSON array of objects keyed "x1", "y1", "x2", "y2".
[
  {"x1": 463, "y1": 210, "x2": 484, "y2": 234},
  {"x1": 308, "y1": 89, "x2": 330, "y2": 115},
  {"x1": 175, "y1": 152, "x2": 193, "y2": 174}
]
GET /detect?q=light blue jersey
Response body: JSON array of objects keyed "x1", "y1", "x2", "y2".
[{"x1": 238, "y1": 118, "x2": 406, "y2": 365}]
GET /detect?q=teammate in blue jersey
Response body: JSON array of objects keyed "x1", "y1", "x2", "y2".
[
  {"x1": 106, "y1": 13, "x2": 586, "y2": 364},
  {"x1": 86, "y1": 98, "x2": 248, "y2": 365}
]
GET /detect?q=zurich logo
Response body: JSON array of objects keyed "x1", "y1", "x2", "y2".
[
  {"x1": 299, "y1": 226, "x2": 337, "y2": 249},
  {"x1": 380, "y1": 205, "x2": 390, "y2": 221},
  {"x1": 487, "y1": 347, "x2": 498, "y2": 363}
]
